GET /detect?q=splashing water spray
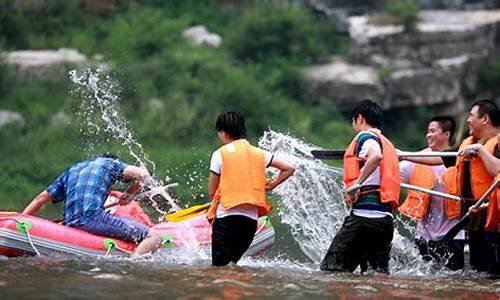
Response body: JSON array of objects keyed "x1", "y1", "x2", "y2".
[
  {"x1": 69, "y1": 68, "x2": 180, "y2": 214},
  {"x1": 259, "y1": 130, "x2": 436, "y2": 275}
]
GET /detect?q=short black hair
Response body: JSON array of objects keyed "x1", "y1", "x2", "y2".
[
  {"x1": 215, "y1": 111, "x2": 247, "y2": 139},
  {"x1": 470, "y1": 99, "x2": 499, "y2": 127},
  {"x1": 351, "y1": 99, "x2": 383, "y2": 128},
  {"x1": 430, "y1": 116, "x2": 455, "y2": 142},
  {"x1": 100, "y1": 152, "x2": 119, "y2": 160}
]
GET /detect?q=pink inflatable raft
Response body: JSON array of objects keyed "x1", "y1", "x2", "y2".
[{"x1": 0, "y1": 196, "x2": 274, "y2": 258}]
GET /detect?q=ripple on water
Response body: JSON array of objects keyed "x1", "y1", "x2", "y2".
[
  {"x1": 354, "y1": 285, "x2": 378, "y2": 292},
  {"x1": 92, "y1": 273, "x2": 123, "y2": 280},
  {"x1": 212, "y1": 279, "x2": 254, "y2": 288}
]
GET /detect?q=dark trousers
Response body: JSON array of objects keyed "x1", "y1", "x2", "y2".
[
  {"x1": 415, "y1": 238, "x2": 464, "y2": 271},
  {"x1": 211, "y1": 215, "x2": 257, "y2": 266},
  {"x1": 469, "y1": 231, "x2": 500, "y2": 277},
  {"x1": 320, "y1": 214, "x2": 393, "y2": 274}
]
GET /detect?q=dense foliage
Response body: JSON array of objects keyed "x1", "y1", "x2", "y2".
[{"x1": 0, "y1": 1, "x2": 356, "y2": 216}]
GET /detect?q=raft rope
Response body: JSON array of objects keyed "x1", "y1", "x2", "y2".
[
  {"x1": 0, "y1": 217, "x2": 41, "y2": 256},
  {"x1": 255, "y1": 216, "x2": 270, "y2": 235},
  {"x1": 103, "y1": 239, "x2": 131, "y2": 256},
  {"x1": 104, "y1": 244, "x2": 114, "y2": 256}
]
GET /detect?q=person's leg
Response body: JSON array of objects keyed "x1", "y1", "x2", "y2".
[
  {"x1": 320, "y1": 215, "x2": 363, "y2": 273},
  {"x1": 228, "y1": 216, "x2": 257, "y2": 264},
  {"x1": 468, "y1": 231, "x2": 491, "y2": 272},
  {"x1": 79, "y1": 213, "x2": 160, "y2": 256},
  {"x1": 442, "y1": 240, "x2": 465, "y2": 271},
  {"x1": 211, "y1": 217, "x2": 232, "y2": 266},
  {"x1": 133, "y1": 229, "x2": 162, "y2": 257},
  {"x1": 211, "y1": 216, "x2": 257, "y2": 266},
  {"x1": 366, "y1": 216, "x2": 393, "y2": 274},
  {"x1": 414, "y1": 238, "x2": 432, "y2": 262},
  {"x1": 423, "y1": 239, "x2": 464, "y2": 271},
  {"x1": 486, "y1": 232, "x2": 500, "y2": 278}
]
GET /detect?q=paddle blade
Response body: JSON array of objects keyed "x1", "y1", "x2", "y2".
[
  {"x1": 165, "y1": 204, "x2": 210, "y2": 223},
  {"x1": 311, "y1": 150, "x2": 345, "y2": 160}
]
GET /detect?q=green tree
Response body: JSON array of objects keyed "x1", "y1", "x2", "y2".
[{"x1": 383, "y1": 0, "x2": 420, "y2": 32}]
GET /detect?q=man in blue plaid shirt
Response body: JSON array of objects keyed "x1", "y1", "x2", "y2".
[{"x1": 23, "y1": 154, "x2": 162, "y2": 257}]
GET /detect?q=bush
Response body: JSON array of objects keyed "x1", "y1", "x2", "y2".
[
  {"x1": 227, "y1": 5, "x2": 332, "y2": 64},
  {"x1": 478, "y1": 57, "x2": 500, "y2": 93},
  {"x1": 383, "y1": 0, "x2": 420, "y2": 32}
]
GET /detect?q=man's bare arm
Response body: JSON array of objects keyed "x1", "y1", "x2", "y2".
[
  {"x1": 266, "y1": 158, "x2": 295, "y2": 191},
  {"x1": 23, "y1": 191, "x2": 52, "y2": 215}
]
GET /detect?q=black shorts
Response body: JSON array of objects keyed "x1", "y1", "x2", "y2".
[
  {"x1": 415, "y1": 238, "x2": 465, "y2": 271},
  {"x1": 211, "y1": 215, "x2": 257, "y2": 266},
  {"x1": 320, "y1": 214, "x2": 393, "y2": 274},
  {"x1": 469, "y1": 231, "x2": 500, "y2": 276}
]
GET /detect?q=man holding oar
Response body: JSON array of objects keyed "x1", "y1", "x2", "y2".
[
  {"x1": 23, "y1": 153, "x2": 162, "y2": 257},
  {"x1": 399, "y1": 116, "x2": 465, "y2": 270},
  {"x1": 320, "y1": 100, "x2": 400, "y2": 274},
  {"x1": 402, "y1": 100, "x2": 499, "y2": 277},
  {"x1": 448, "y1": 100, "x2": 499, "y2": 277}
]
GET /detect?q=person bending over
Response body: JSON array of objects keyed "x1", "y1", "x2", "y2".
[{"x1": 23, "y1": 153, "x2": 162, "y2": 257}]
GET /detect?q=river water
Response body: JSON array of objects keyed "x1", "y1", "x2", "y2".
[
  {"x1": 1, "y1": 69, "x2": 498, "y2": 299},
  {"x1": 1, "y1": 255, "x2": 499, "y2": 299}
]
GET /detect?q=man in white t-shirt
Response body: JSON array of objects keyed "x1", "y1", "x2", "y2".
[
  {"x1": 321, "y1": 100, "x2": 399, "y2": 274},
  {"x1": 207, "y1": 111, "x2": 295, "y2": 266},
  {"x1": 399, "y1": 116, "x2": 464, "y2": 270}
]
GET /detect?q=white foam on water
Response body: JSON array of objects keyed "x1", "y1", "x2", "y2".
[{"x1": 257, "y1": 130, "x2": 440, "y2": 276}]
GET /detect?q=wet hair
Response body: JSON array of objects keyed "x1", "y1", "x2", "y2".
[
  {"x1": 430, "y1": 116, "x2": 455, "y2": 142},
  {"x1": 100, "y1": 152, "x2": 119, "y2": 160},
  {"x1": 215, "y1": 111, "x2": 247, "y2": 139},
  {"x1": 351, "y1": 99, "x2": 383, "y2": 128},
  {"x1": 470, "y1": 99, "x2": 499, "y2": 127}
]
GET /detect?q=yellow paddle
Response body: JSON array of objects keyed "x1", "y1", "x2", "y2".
[{"x1": 165, "y1": 203, "x2": 210, "y2": 223}]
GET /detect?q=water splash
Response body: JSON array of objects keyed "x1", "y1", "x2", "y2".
[
  {"x1": 69, "y1": 68, "x2": 155, "y2": 173},
  {"x1": 258, "y1": 130, "x2": 434, "y2": 275},
  {"x1": 258, "y1": 130, "x2": 346, "y2": 263},
  {"x1": 68, "y1": 68, "x2": 183, "y2": 215}
]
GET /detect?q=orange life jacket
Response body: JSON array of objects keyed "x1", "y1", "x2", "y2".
[
  {"x1": 343, "y1": 130, "x2": 400, "y2": 210},
  {"x1": 398, "y1": 164, "x2": 434, "y2": 221},
  {"x1": 206, "y1": 140, "x2": 272, "y2": 222},
  {"x1": 442, "y1": 136, "x2": 499, "y2": 231},
  {"x1": 398, "y1": 164, "x2": 459, "y2": 221}
]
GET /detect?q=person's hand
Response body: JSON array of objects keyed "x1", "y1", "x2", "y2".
[
  {"x1": 265, "y1": 179, "x2": 275, "y2": 192},
  {"x1": 119, "y1": 193, "x2": 134, "y2": 204},
  {"x1": 396, "y1": 149, "x2": 404, "y2": 161},
  {"x1": 459, "y1": 144, "x2": 480, "y2": 159},
  {"x1": 343, "y1": 183, "x2": 361, "y2": 203},
  {"x1": 468, "y1": 203, "x2": 488, "y2": 214}
]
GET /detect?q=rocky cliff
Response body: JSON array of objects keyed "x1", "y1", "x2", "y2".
[{"x1": 307, "y1": 10, "x2": 500, "y2": 112}]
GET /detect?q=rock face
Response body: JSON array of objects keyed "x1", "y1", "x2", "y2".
[
  {"x1": 307, "y1": 10, "x2": 500, "y2": 111},
  {"x1": 48, "y1": 111, "x2": 71, "y2": 129},
  {"x1": 306, "y1": 0, "x2": 500, "y2": 29},
  {"x1": 182, "y1": 26, "x2": 222, "y2": 48},
  {"x1": 306, "y1": 57, "x2": 384, "y2": 107},
  {"x1": 2, "y1": 48, "x2": 88, "y2": 79},
  {"x1": 0, "y1": 110, "x2": 25, "y2": 129}
]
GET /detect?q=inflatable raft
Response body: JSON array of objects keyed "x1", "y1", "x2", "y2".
[{"x1": 0, "y1": 206, "x2": 274, "y2": 258}]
